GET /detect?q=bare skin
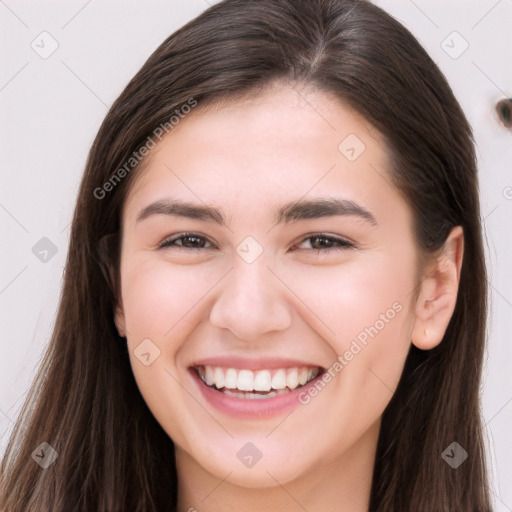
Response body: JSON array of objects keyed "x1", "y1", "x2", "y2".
[{"x1": 114, "y1": 82, "x2": 463, "y2": 512}]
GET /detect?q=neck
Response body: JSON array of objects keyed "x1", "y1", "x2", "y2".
[{"x1": 175, "y1": 419, "x2": 380, "y2": 512}]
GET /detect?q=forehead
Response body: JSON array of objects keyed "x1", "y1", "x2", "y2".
[{"x1": 122, "y1": 83, "x2": 397, "y2": 226}]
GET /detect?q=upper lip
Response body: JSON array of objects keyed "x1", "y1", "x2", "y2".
[{"x1": 190, "y1": 356, "x2": 324, "y2": 371}]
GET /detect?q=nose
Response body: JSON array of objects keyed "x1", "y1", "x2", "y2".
[{"x1": 209, "y1": 255, "x2": 292, "y2": 342}]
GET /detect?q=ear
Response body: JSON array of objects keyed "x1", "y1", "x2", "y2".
[
  {"x1": 114, "y1": 299, "x2": 126, "y2": 338},
  {"x1": 411, "y1": 226, "x2": 464, "y2": 350}
]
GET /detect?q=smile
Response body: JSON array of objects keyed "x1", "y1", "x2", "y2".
[{"x1": 194, "y1": 365, "x2": 321, "y2": 399}]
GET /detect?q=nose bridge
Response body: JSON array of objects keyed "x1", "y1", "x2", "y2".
[{"x1": 209, "y1": 252, "x2": 292, "y2": 341}]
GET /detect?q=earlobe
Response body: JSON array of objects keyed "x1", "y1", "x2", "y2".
[
  {"x1": 114, "y1": 303, "x2": 126, "y2": 338},
  {"x1": 411, "y1": 226, "x2": 464, "y2": 350}
]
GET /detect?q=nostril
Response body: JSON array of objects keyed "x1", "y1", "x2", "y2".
[{"x1": 496, "y1": 98, "x2": 512, "y2": 129}]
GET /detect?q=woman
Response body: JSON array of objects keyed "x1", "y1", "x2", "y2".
[{"x1": 0, "y1": 0, "x2": 493, "y2": 510}]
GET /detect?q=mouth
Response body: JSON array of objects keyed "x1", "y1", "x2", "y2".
[{"x1": 193, "y1": 365, "x2": 323, "y2": 399}]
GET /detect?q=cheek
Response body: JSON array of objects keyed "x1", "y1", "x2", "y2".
[
  {"x1": 284, "y1": 251, "x2": 415, "y2": 350},
  {"x1": 120, "y1": 257, "x2": 215, "y2": 340},
  {"x1": 283, "y1": 251, "x2": 416, "y2": 412},
  {"x1": 118, "y1": 257, "x2": 218, "y2": 440}
]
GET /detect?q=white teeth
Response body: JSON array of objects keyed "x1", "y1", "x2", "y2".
[
  {"x1": 271, "y1": 369, "x2": 287, "y2": 390},
  {"x1": 223, "y1": 389, "x2": 245, "y2": 399},
  {"x1": 286, "y1": 369, "x2": 299, "y2": 390},
  {"x1": 213, "y1": 367, "x2": 225, "y2": 389},
  {"x1": 197, "y1": 365, "x2": 321, "y2": 395},
  {"x1": 237, "y1": 370, "x2": 254, "y2": 391},
  {"x1": 224, "y1": 389, "x2": 278, "y2": 399},
  {"x1": 298, "y1": 368, "x2": 308, "y2": 385},
  {"x1": 224, "y1": 368, "x2": 238, "y2": 389},
  {"x1": 205, "y1": 366, "x2": 215, "y2": 386},
  {"x1": 252, "y1": 391, "x2": 276, "y2": 399},
  {"x1": 253, "y1": 370, "x2": 272, "y2": 391}
]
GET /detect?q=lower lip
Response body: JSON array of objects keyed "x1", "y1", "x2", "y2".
[{"x1": 190, "y1": 368, "x2": 324, "y2": 419}]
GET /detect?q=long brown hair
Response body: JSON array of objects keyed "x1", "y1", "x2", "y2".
[{"x1": 0, "y1": 0, "x2": 492, "y2": 510}]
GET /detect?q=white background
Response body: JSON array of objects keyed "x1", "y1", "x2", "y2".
[{"x1": 1, "y1": 0, "x2": 511, "y2": 509}]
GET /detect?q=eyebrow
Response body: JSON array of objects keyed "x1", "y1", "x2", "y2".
[{"x1": 135, "y1": 197, "x2": 377, "y2": 226}]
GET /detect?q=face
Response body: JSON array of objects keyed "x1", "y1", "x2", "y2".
[{"x1": 115, "y1": 83, "x2": 421, "y2": 487}]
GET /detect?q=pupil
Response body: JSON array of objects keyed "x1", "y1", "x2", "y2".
[
  {"x1": 314, "y1": 237, "x2": 330, "y2": 248},
  {"x1": 185, "y1": 236, "x2": 202, "y2": 247}
]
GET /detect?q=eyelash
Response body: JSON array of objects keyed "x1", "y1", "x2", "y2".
[{"x1": 158, "y1": 232, "x2": 355, "y2": 253}]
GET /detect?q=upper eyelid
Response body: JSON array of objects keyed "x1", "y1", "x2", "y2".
[
  {"x1": 159, "y1": 232, "x2": 355, "y2": 249},
  {"x1": 159, "y1": 232, "x2": 216, "y2": 248},
  {"x1": 294, "y1": 234, "x2": 356, "y2": 250}
]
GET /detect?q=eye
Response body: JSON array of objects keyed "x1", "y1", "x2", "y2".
[
  {"x1": 158, "y1": 232, "x2": 355, "y2": 253},
  {"x1": 158, "y1": 232, "x2": 215, "y2": 250},
  {"x1": 294, "y1": 233, "x2": 355, "y2": 252}
]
